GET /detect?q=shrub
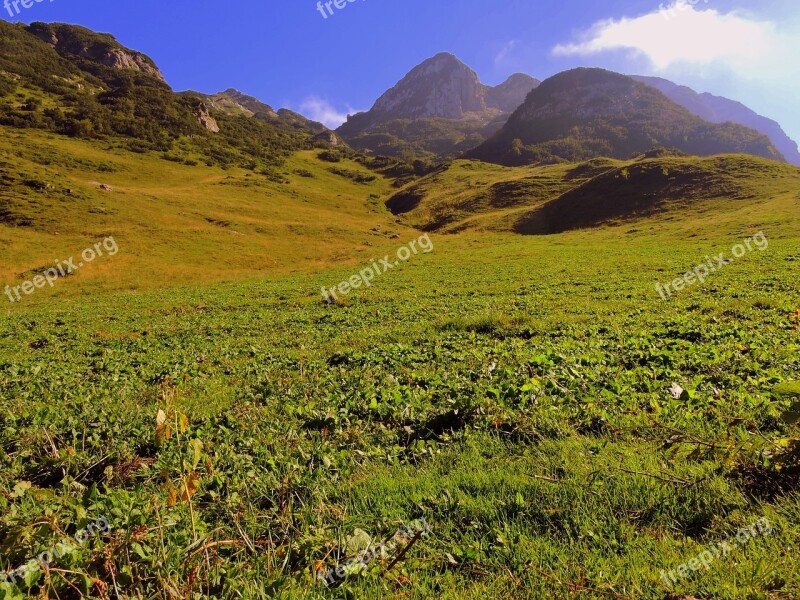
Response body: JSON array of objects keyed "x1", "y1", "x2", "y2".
[{"x1": 318, "y1": 150, "x2": 343, "y2": 163}]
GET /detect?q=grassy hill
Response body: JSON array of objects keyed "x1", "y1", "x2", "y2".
[
  {"x1": 0, "y1": 126, "x2": 414, "y2": 301},
  {"x1": 387, "y1": 154, "x2": 800, "y2": 235},
  {"x1": 0, "y1": 21, "x2": 329, "y2": 172}
]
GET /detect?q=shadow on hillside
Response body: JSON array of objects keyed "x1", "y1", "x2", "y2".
[
  {"x1": 515, "y1": 160, "x2": 754, "y2": 235},
  {"x1": 386, "y1": 188, "x2": 425, "y2": 214}
]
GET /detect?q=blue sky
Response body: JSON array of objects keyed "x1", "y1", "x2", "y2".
[{"x1": 4, "y1": 0, "x2": 800, "y2": 144}]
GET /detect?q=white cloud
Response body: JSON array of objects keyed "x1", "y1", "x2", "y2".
[
  {"x1": 494, "y1": 40, "x2": 519, "y2": 68},
  {"x1": 297, "y1": 97, "x2": 359, "y2": 129},
  {"x1": 552, "y1": 1, "x2": 796, "y2": 73}
]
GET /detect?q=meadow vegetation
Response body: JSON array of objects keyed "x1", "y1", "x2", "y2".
[{"x1": 1, "y1": 127, "x2": 799, "y2": 598}]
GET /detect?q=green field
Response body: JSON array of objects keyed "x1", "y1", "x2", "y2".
[{"x1": 2, "y1": 157, "x2": 800, "y2": 598}]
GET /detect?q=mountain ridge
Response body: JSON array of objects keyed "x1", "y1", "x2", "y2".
[
  {"x1": 631, "y1": 75, "x2": 800, "y2": 166},
  {"x1": 336, "y1": 53, "x2": 540, "y2": 158},
  {"x1": 362, "y1": 52, "x2": 539, "y2": 122},
  {"x1": 468, "y1": 68, "x2": 784, "y2": 165},
  {"x1": 0, "y1": 21, "x2": 334, "y2": 171}
]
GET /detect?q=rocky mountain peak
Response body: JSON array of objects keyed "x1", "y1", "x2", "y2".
[
  {"x1": 26, "y1": 22, "x2": 165, "y2": 82},
  {"x1": 370, "y1": 52, "x2": 488, "y2": 119},
  {"x1": 336, "y1": 53, "x2": 540, "y2": 158},
  {"x1": 344, "y1": 53, "x2": 539, "y2": 126},
  {"x1": 487, "y1": 73, "x2": 540, "y2": 112}
]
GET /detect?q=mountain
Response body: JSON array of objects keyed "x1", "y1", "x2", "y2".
[
  {"x1": 0, "y1": 21, "x2": 331, "y2": 170},
  {"x1": 337, "y1": 53, "x2": 539, "y2": 159},
  {"x1": 26, "y1": 21, "x2": 165, "y2": 81},
  {"x1": 188, "y1": 88, "x2": 329, "y2": 134},
  {"x1": 631, "y1": 76, "x2": 800, "y2": 166},
  {"x1": 486, "y1": 73, "x2": 541, "y2": 112},
  {"x1": 468, "y1": 68, "x2": 785, "y2": 166},
  {"x1": 196, "y1": 88, "x2": 280, "y2": 118}
]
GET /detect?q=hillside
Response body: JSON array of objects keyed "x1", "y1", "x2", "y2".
[
  {"x1": 337, "y1": 53, "x2": 539, "y2": 159},
  {"x1": 0, "y1": 21, "x2": 329, "y2": 172},
  {"x1": 633, "y1": 75, "x2": 800, "y2": 166},
  {"x1": 388, "y1": 153, "x2": 800, "y2": 234},
  {"x1": 468, "y1": 68, "x2": 785, "y2": 166},
  {"x1": 188, "y1": 88, "x2": 330, "y2": 136},
  {"x1": 0, "y1": 126, "x2": 412, "y2": 297}
]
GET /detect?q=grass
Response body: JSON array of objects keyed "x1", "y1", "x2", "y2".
[
  {"x1": 1, "y1": 132, "x2": 800, "y2": 599},
  {"x1": 388, "y1": 155, "x2": 800, "y2": 236},
  {"x1": 0, "y1": 126, "x2": 409, "y2": 298}
]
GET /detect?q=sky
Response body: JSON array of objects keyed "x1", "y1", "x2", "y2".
[{"x1": 3, "y1": 0, "x2": 800, "y2": 144}]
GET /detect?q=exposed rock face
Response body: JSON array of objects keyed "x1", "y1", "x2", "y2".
[
  {"x1": 371, "y1": 53, "x2": 489, "y2": 120},
  {"x1": 632, "y1": 75, "x2": 800, "y2": 166},
  {"x1": 312, "y1": 131, "x2": 341, "y2": 147},
  {"x1": 196, "y1": 103, "x2": 220, "y2": 133},
  {"x1": 356, "y1": 53, "x2": 540, "y2": 125},
  {"x1": 26, "y1": 22, "x2": 165, "y2": 81},
  {"x1": 336, "y1": 53, "x2": 539, "y2": 157}
]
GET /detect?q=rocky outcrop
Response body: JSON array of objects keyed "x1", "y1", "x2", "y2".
[
  {"x1": 196, "y1": 103, "x2": 220, "y2": 133},
  {"x1": 312, "y1": 131, "x2": 341, "y2": 147},
  {"x1": 355, "y1": 53, "x2": 539, "y2": 126},
  {"x1": 27, "y1": 22, "x2": 165, "y2": 82}
]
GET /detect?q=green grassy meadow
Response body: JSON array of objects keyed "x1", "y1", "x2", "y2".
[{"x1": 1, "y1": 132, "x2": 800, "y2": 599}]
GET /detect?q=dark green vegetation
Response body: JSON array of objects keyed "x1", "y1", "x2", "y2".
[
  {"x1": 337, "y1": 115, "x2": 507, "y2": 161},
  {"x1": 469, "y1": 69, "x2": 784, "y2": 166}
]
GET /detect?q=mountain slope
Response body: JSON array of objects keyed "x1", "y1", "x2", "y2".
[
  {"x1": 0, "y1": 21, "x2": 328, "y2": 171},
  {"x1": 516, "y1": 155, "x2": 799, "y2": 234},
  {"x1": 189, "y1": 88, "x2": 330, "y2": 135},
  {"x1": 632, "y1": 75, "x2": 800, "y2": 166},
  {"x1": 198, "y1": 88, "x2": 279, "y2": 118},
  {"x1": 387, "y1": 154, "x2": 800, "y2": 234},
  {"x1": 468, "y1": 68, "x2": 784, "y2": 166},
  {"x1": 0, "y1": 125, "x2": 408, "y2": 294},
  {"x1": 337, "y1": 53, "x2": 539, "y2": 159}
]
